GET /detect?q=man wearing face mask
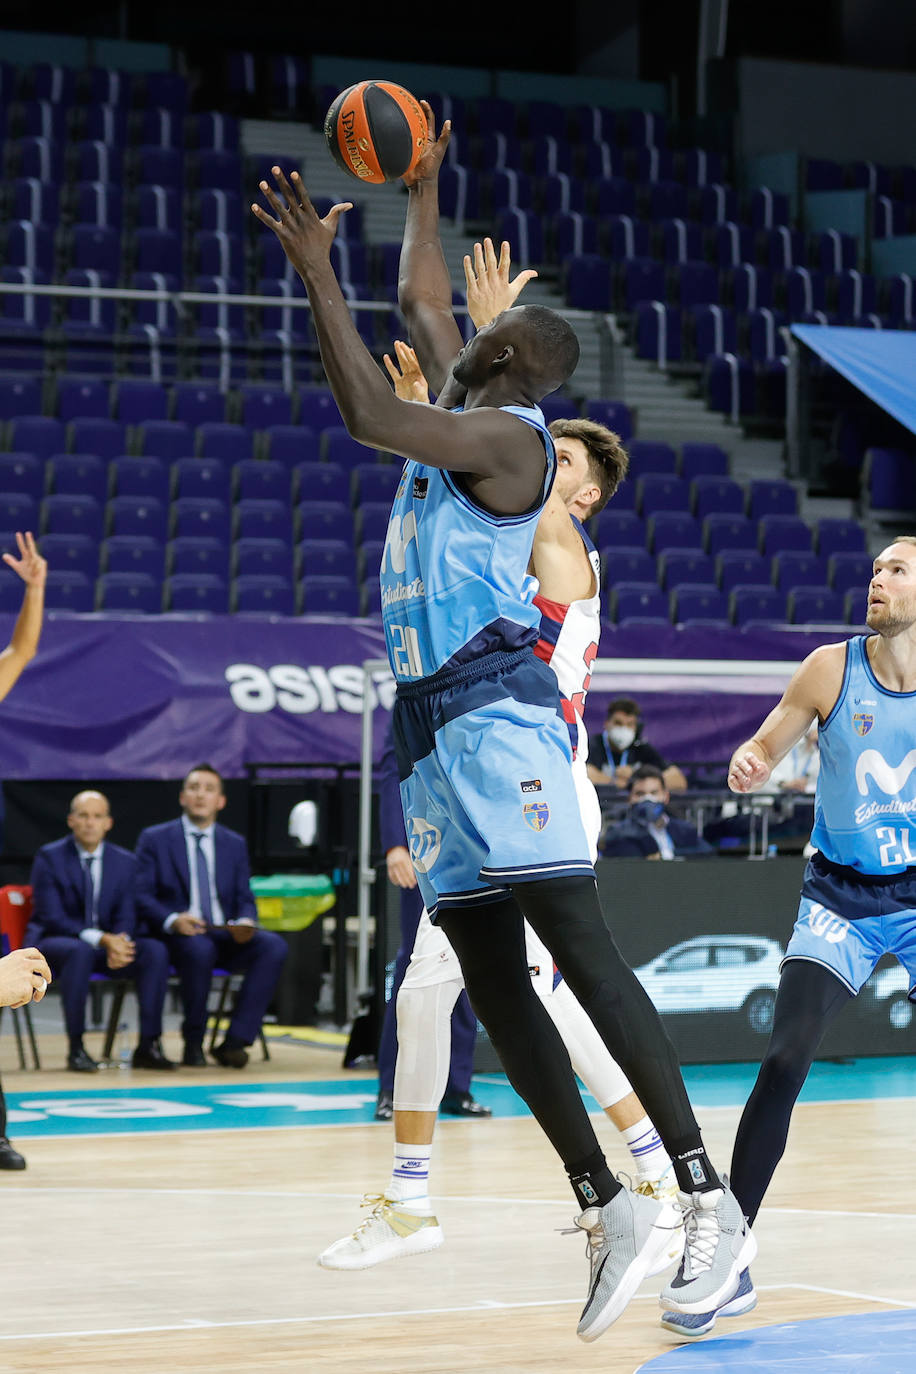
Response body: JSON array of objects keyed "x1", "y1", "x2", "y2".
[
  {"x1": 587, "y1": 700, "x2": 687, "y2": 792},
  {"x1": 600, "y1": 766, "x2": 714, "y2": 860}
]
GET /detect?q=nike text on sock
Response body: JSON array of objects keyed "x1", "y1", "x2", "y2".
[{"x1": 621, "y1": 1116, "x2": 670, "y2": 1179}]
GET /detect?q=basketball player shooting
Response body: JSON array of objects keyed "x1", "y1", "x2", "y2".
[{"x1": 252, "y1": 116, "x2": 752, "y2": 1342}]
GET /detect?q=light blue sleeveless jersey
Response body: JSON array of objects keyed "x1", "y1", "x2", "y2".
[
  {"x1": 379, "y1": 404, "x2": 555, "y2": 682},
  {"x1": 811, "y1": 635, "x2": 916, "y2": 874}
]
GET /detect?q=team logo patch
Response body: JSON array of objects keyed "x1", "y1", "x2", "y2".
[
  {"x1": 689, "y1": 1159, "x2": 707, "y2": 1185},
  {"x1": 520, "y1": 779, "x2": 542, "y2": 793},
  {"x1": 853, "y1": 712, "x2": 874, "y2": 736},
  {"x1": 523, "y1": 802, "x2": 550, "y2": 831},
  {"x1": 412, "y1": 476, "x2": 429, "y2": 499},
  {"x1": 408, "y1": 816, "x2": 442, "y2": 874}
]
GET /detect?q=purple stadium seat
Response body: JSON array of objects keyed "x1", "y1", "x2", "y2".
[
  {"x1": 42, "y1": 494, "x2": 103, "y2": 540},
  {"x1": 658, "y1": 549, "x2": 715, "y2": 591},
  {"x1": 137, "y1": 420, "x2": 194, "y2": 461},
  {"x1": 730, "y1": 585, "x2": 787, "y2": 626},
  {"x1": 268, "y1": 55, "x2": 310, "y2": 117},
  {"x1": 110, "y1": 455, "x2": 169, "y2": 502},
  {"x1": 172, "y1": 457, "x2": 231, "y2": 502},
  {"x1": 601, "y1": 545, "x2": 656, "y2": 587},
  {"x1": 166, "y1": 574, "x2": 228, "y2": 613},
  {"x1": 98, "y1": 571, "x2": 162, "y2": 613},
  {"x1": 54, "y1": 379, "x2": 109, "y2": 423},
  {"x1": 704, "y1": 514, "x2": 757, "y2": 556},
  {"x1": 39, "y1": 533, "x2": 98, "y2": 579},
  {"x1": 238, "y1": 386, "x2": 294, "y2": 431},
  {"x1": 171, "y1": 497, "x2": 230, "y2": 542},
  {"x1": 0, "y1": 376, "x2": 42, "y2": 421},
  {"x1": 758, "y1": 515, "x2": 813, "y2": 557},
  {"x1": 48, "y1": 454, "x2": 108, "y2": 503},
  {"x1": 297, "y1": 501, "x2": 353, "y2": 545},
  {"x1": 0, "y1": 494, "x2": 38, "y2": 534},
  {"x1": 592, "y1": 509, "x2": 645, "y2": 550},
  {"x1": 680, "y1": 444, "x2": 730, "y2": 482},
  {"x1": 816, "y1": 519, "x2": 867, "y2": 559},
  {"x1": 129, "y1": 108, "x2": 179, "y2": 149},
  {"x1": 634, "y1": 303, "x2": 681, "y2": 364},
  {"x1": 647, "y1": 511, "x2": 702, "y2": 553},
  {"x1": 357, "y1": 541, "x2": 385, "y2": 583},
  {"x1": 234, "y1": 499, "x2": 294, "y2": 545},
  {"x1": 196, "y1": 423, "x2": 253, "y2": 463},
  {"x1": 865, "y1": 448, "x2": 916, "y2": 511},
  {"x1": 193, "y1": 231, "x2": 244, "y2": 281},
  {"x1": 540, "y1": 396, "x2": 580, "y2": 424},
  {"x1": 10, "y1": 178, "x2": 60, "y2": 226},
  {"x1": 609, "y1": 581, "x2": 669, "y2": 624},
  {"x1": 725, "y1": 265, "x2": 774, "y2": 312},
  {"x1": 69, "y1": 417, "x2": 127, "y2": 460},
  {"x1": 188, "y1": 112, "x2": 240, "y2": 151},
  {"x1": 585, "y1": 399, "x2": 633, "y2": 442},
  {"x1": 691, "y1": 476, "x2": 745, "y2": 521},
  {"x1": 234, "y1": 575, "x2": 295, "y2": 615},
  {"x1": 637, "y1": 474, "x2": 691, "y2": 516},
  {"x1": 300, "y1": 575, "x2": 361, "y2": 616},
  {"x1": 716, "y1": 550, "x2": 773, "y2": 594},
  {"x1": 192, "y1": 150, "x2": 242, "y2": 192},
  {"x1": 103, "y1": 535, "x2": 166, "y2": 577},
  {"x1": 234, "y1": 460, "x2": 289, "y2": 503},
  {"x1": 45, "y1": 570, "x2": 94, "y2": 612},
  {"x1": 113, "y1": 380, "x2": 169, "y2": 424},
  {"x1": 772, "y1": 551, "x2": 827, "y2": 594},
  {"x1": 132, "y1": 227, "x2": 182, "y2": 277},
  {"x1": 233, "y1": 539, "x2": 293, "y2": 578},
  {"x1": 168, "y1": 537, "x2": 230, "y2": 579},
  {"x1": 298, "y1": 540, "x2": 355, "y2": 579},
  {"x1": 292, "y1": 462, "x2": 348, "y2": 504},
  {"x1": 0, "y1": 454, "x2": 43, "y2": 500},
  {"x1": 689, "y1": 305, "x2": 737, "y2": 365},
  {"x1": 108, "y1": 496, "x2": 168, "y2": 541},
  {"x1": 322, "y1": 427, "x2": 377, "y2": 469},
  {"x1": 705, "y1": 355, "x2": 756, "y2": 418},
  {"x1": 565, "y1": 255, "x2": 613, "y2": 311},
  {"x1": 173, "y1": 383, "x2": 227, "y2": 427},
  {"x1": 628, "y1": 441, "x2": 678, "y2": 478},
  {"x1": 69, "y1": 224, "x2": 120, "y2": 275},
  {"x1": 828, "y1": 551, "x2": 873, "y2": 597},
  {"x1": 133, "y1": 186, "x2": 182, "y2": 232},
  {"x1": 129, "y1": 147, "x2": 184, "y2": 188},
  {"x1": 352, "y1": 465, "x2": 401, "y2": 506},
  {"x1": 671, "y1": 585, "x2": 729, "y2": 624},
  {"x1": 787, "y1": 586, "x2": 846, "y2": 625},
  {"x1": 621, "y1": 258, "x2": 668, "y2": 312}
]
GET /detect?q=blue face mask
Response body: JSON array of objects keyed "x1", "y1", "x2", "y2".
[{"x1": 631, "y1": 799, "x2": 666, "y2": 825}]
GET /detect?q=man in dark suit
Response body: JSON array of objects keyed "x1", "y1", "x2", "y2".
[
  {"x1": 28, "y1": 790, "x2": 175, "y2": 1072},
  {"x1": 599, "y1": 766, "x2": 715, "y2": 861},
  {"x1": 135, "y1": 764, "x2": 287, "y2": 1068}
]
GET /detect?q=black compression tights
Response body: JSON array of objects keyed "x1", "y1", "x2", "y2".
[
  {"x1": 438, "y1": 875, "x2": 706, "y2": 1173},
  {"x1": 730, "y1": 960, "x2": 852, "y2": 1225}
]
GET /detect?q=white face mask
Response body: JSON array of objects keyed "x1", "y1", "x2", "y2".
[{"x1": 607, "y1": 724, "x2": 636, "y2": 751}]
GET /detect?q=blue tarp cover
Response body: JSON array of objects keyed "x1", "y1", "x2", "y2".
[{"x1": 791, "y1": 324, "x2": 916, "y2": 437}]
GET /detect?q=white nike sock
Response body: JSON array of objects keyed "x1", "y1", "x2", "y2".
[
  {"x1": 621, "y1": 1116, "x2": 671, "y2": 1183},
  {"x1": 387, "y1": 1141, "x2": 433, "y2": 1209}
]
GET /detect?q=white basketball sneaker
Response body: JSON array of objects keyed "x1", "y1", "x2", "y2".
[
  {"x1": 317, "y1": 1194, "x2": 444, "y2": 1270},
  {"x1": 634, "y1": 1172, "x2": 685, "y2": 1275},
  {"x1": 659, "y1": 1183, "x2": 757, "y2": 1314}
]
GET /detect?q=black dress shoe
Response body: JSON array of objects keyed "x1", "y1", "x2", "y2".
[
  {"x1": 132, "y1": 1039, "x2": 178, "y2": 1071},
  {"x1": 439, "y1": 1092, "x2": 492, "y2": 1118},
  {"x1": 374, "y1": 1091, "x2": 393, "y2": 1121},
  {"x1": 0, "y1": 1137, "x2": 26, "y2": 1170},
  {"x1": 211, "y1": 1040, "x2": 249, "y2": 1069},
  {"x1": 67, "y1": 1044, "x2": 100, "y2": 1073},
  {"x1": 182, "y1": 1043, "x2": 207, "y2": 1067}
]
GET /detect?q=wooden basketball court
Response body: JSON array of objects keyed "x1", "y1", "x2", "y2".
[{"x1": 1, "y1": 1031, "x2": 914, "y2": 1373}]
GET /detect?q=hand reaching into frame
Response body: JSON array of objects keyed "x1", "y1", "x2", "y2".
[
  {"x1": 251, "y1": 166, "x2": 352, "y2": 278},
  {"x1": 3, "y1": 532, "x2": 46, "y2": 589},
  {"x1": 464, "y1": 237, "x2": 538, "y2": 330},
  {"x1": 401, "y1": 101, "x2": 450, "y2": 188},
  {"x1": 383, "y1": 340, "x2": 431, "y2": 404}
]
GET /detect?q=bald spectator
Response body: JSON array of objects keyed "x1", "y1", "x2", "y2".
[{"x1": 27, "y1": 791, "x2": 175, "y2": 1073}]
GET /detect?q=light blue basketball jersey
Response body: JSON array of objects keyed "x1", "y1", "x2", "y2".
[
  {"x1": 379, "y1": 404, "x2": 555, "y2": 682},
  {"x1": 811, "y1": 635, "x2": 916, "y2": 874}
]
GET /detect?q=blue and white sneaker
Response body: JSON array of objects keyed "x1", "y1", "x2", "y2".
[
  {"x1": 660, "y1": 1267, "x2": 757, "y2": 1340},
  {"x1": 659, "y1": 1183, "x2": 757, "y2": 1314}
]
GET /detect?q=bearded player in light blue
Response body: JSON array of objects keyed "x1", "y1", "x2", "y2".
[
  {"x1": 252, "y1": 106, "x2": 751, "y2": 1344},
  {"x1": 689, "y1": 536, "x2": 916, "y2": 1344}
]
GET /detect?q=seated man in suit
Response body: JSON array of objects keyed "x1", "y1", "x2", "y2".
[
  {"x1": 28, "y1": 790, "x2": 175, "y2": 1072},
  {"x1": 135, "y1": 764, "x2": 287, "y2": 1068},
  {"x1": 599, "y1": 766, "x2": 715, "y2": 861}
]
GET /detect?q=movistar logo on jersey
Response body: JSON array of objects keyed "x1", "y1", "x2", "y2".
[
  {"x1": 381, "y1": 511, "x2": 418, "y2": 576},
  {"x1": 853, "y1": 748, "x2": 916, "y2": 824},
  {"x1": 381, "y1": 577, "x2": 425, "y2": 608}
]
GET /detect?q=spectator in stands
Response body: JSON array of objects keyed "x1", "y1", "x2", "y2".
[
  {"x1": 135, "y1": 765, "x2": 287, "y2": 1068},
  {"x1": 586, "y1": 698, "x2": 687, "y2": 792},
  {"x1": 765, "y1": 722, "x2": 820, "y2": 796},
  {"x1": 28, "y1": 791, "x2": 176, "y2": 1073},
  {"x1": 599, "y1": 766, "x2": 714, "y2": 860}
]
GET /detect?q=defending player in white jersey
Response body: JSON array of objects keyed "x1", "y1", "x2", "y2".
[{"x1": 318, "y1": 249, "x2": 677, "y2": 1273}]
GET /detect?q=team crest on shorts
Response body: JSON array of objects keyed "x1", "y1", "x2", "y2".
[
  {"x1": 853, "y1": 712, "x2": 874, "y2": 736},
  {"x1": 523, "y1": 801, "x2": 550, "y2": 831}
]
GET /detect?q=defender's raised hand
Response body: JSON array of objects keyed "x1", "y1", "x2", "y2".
[
  {"x1": 251, "y1": 167, "x2": 352, "y2": 278},
  {"x1": 464, "y1": 237, "x2": 538, "y2": 329},
  {"x1": 402, "y1": 101, "x2": 450, "y2": 188},
  {"x1": 383, "y1": 340, "x2": 431, "y2": 404},
  {"x1": 3, "y1": 532, "x2": 46, "y2": 588}
]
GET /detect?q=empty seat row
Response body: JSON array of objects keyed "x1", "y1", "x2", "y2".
[
  {"x1": 602, "y1": 548, "x2": 874, "y2": 597},
  {"x1": 591, "y1": 509, "x2": 866, "y2": 559},
  {"x1": 608, "y1": 582, "x2": 862, "y2": 628}
]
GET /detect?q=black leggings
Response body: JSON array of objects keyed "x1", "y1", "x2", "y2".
[
  {"x1": 438, "y1": 875, "x2": 705, "y2": 1172},
  {"x1": 730, "y1": 959, "x2": 852, "y2": 1225}
]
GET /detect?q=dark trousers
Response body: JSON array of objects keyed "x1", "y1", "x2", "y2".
[
  {"x1": 165, "y1": 926, "x2": 287, "y2": 1046},
  {"x1": 376, "y1": 883, "x2": 477, "y2": 1099},
  {"x1": 40, "y1": 934, "x2": 169, "y2": 1042}
]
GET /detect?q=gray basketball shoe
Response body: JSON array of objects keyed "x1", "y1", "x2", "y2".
[
  {"x1": 572, "y1": 1185, "x2": 681, "y2": 1342},
  {"x1": 659, "y1": 1183, "x2": 757, "y2": 1314}
]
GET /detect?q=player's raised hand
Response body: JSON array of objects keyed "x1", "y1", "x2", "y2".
[
  {"x1": 3, "y1": 532, "x2": 46, "y2": 589},
  {"x1": 464, "y1": 238, "x2": 538, "y2": 329},
  {"x1": 728, "y1": 746, "x2": 771, "y2": 793},
  {"x1": 383, "y1": 340, "x2": 431, "y2": 404},
  {"x1": 251, "y1": 167, "x2": 351, "y2": 277},
  {"x1": 402, "y1": 101, "x2": 450, "y2": 187}
]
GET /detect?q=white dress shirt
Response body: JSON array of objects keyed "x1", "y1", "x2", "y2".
[
  {"x1": 76, "y1": 840, "x2": 106, "y2": 947},
  {"x1": 163, "y1": 815, "x2": 225, "y2": 930}
]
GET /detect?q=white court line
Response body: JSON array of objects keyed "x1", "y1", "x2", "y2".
[{"x1": 0, "y1": 1284, "x2": 911, "y2": 1344}]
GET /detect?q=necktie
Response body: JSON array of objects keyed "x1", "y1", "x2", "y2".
[
  {"x1": 83, "y1": 855, "x2": 96, "y2": 926},
  {"x1": 192, "y1": 832, "x2": 213, "y2": 925}
]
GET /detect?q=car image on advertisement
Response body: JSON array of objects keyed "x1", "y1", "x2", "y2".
[
  {"x1": 633, "y1": 935, "x2": 785, "y2": 1035},
  {"x1": 862, "y1": 962, "x2": 916, "y2": 1031}
]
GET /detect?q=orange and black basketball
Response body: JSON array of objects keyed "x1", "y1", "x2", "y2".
[{"x1": 324, "y1": 80, "x2": 428, "y2": 184}]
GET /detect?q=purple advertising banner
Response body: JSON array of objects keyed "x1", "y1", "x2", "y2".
[{"x1": 0, "y1": 614, "x2": 854, "y2": 779}]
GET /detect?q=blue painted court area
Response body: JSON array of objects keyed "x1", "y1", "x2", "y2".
[
  {"x1": 640, "y1": 1310, "x2": 916, "y2": 1373},
  {"x1": 5, "y1": 1055, "x2": 915, "y2": 1138}
]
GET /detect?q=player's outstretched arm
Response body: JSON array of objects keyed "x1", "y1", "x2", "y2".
[
  {"x1": 398, "y1": 104, "x2": 465, "y2": 394},
  {"x1": 252, "y1": 169, "x2": 546, "y2": 510},
  {"x1": 727, "y1": 644, "x2": 843, "y2": 793},
  {"x1": 0, "y1": 532, "x2": 46, "y2": 703}
]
